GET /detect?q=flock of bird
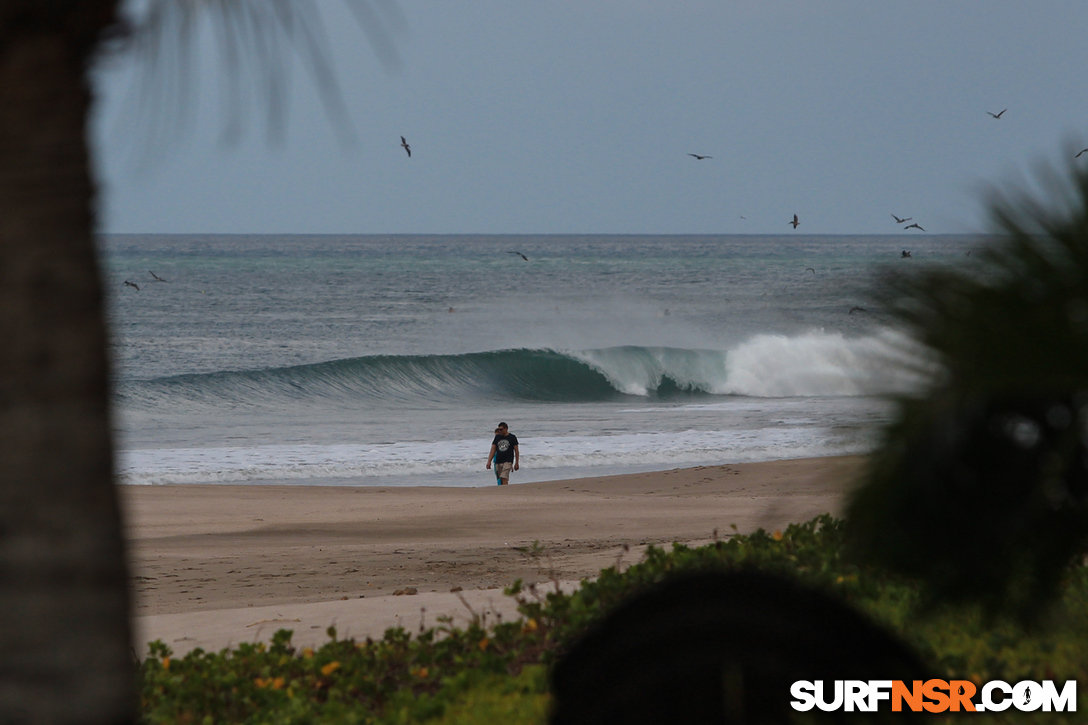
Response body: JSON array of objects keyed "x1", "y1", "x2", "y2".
[
  {"x1": 682, "y1": 106, "x2": 1088, "y2": 234},
  {"x1": 121, "y1": 111, "x2": 1058, "y2": 291},
  {"x1": 402, "y1": 110, "x2": 1041, "y2": 237},
  {"x1": 891, "y1": 214, "x2": 925, "y2": 232},
  {"x1": 122, "y1": 270, "x2": 168, "y2": 292},
  {"x1": 399, "y1": 131, "x2": 934, "y2": 238}
]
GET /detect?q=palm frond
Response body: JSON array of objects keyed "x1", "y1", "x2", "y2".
[
  {"x1": 106, "y1": 0, "x2": 403, "y2": 151},
  {"x1": 847, "y1": 152, "x2": 1088, "y2": 621}
]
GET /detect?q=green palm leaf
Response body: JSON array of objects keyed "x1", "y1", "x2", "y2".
[
  {"x1": 847, "y1": 154, "x2": 1088, "y2": 620},
  {"x1": 113, "y1": 0, "x2": 403, "y2": 147}
]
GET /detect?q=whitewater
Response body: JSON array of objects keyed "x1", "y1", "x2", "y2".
[{"x1": 102, "y1": 234, "x2": 974, "y2": 486}]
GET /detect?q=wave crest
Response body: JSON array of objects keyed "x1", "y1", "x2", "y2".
[
  {"x1": 118, "y1": 333, "x2": 922, "y2": 410},
  {"x1": 719, "y1": 331, "x2": 924, "y2": 397}
]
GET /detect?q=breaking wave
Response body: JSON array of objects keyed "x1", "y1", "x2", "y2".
[{"x1": 117, "y1": 332, "x2": 924, "y2": 410}]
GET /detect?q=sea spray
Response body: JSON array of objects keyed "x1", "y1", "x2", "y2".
[{"x1": 720, "y1": 330, "x2": 929, "y2": 397}]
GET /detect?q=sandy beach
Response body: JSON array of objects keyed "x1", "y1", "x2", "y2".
[{"x1": 124, "y1": 455, "x2": 864, "y2": 654}]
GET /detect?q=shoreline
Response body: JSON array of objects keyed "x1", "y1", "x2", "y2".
[{"x1": 125, "y1": 454, "x2": 865, "y2": 654}]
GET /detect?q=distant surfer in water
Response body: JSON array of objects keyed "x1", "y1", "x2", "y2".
[{"x1": 486, "y1": 422, "x2": 520, "y2": 485}]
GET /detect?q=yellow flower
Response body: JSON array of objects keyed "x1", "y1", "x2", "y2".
[
  {"x1": 321, "y1": 661, "x2": 341, "y2": 677},
  {"x1": 836, "y1": 576, "x2": 844, "y2": 584},
  {"x1": 161, "y1": 657, "x2": 170, "y2": 670},
  {"x1": 478, "y1": 638, "x2": 490, "y2": 651},
  {"x1": 772, "y1": 530, "x2": 783, "y2": 541},
  {"x1": 271, "y1": 677, "x2": 285, "y2": 690},
  {"x1": 254, "y1": 678, "x2": 269, "y2": 689},
  {"x1": 301, "y1": 647, "x2": 314, "y2": 659},
  {"x1": 522, "y1": 618, "x2": 538, "y2": 633},
  {"x1": 417, "y1": 667, "x2": 429, "y2": 679}
]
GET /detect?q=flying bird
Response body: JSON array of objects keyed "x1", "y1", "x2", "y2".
[
  {"x1": 901, "y1": 250, "x2": 912, "y2": 258},
  {"x1": 789, "y1": 214, "x2": 800, "y2": 229},
  {"x1": 508, "y1": 251, "x2": 529, "y2": 261},
  {"x1": 904, "y1": 223, "x2": 926, "y2": 231},
  {"x1": 986, "y1": 109, "x2": 1007, "y2": 119},
  {"x1": 1076, "y1": 149, "x2": 1088, "y2": 159},
  {"x1": 891, "y1": 214, "x2": 912, "y2": 224},
  {"x1": 849, "y1": 306, "x2": 866, "y2": 315},
  {"x1": 400, "y1": 136, "x2": 411, "y2": 157},
  {"x1": 805, "y1": 268, "x2": 816, "y2": 274},
  {"x1": 687, "y1": 154, "x2": 712, "y2": 160},
  {"x1": 123, "y1": 280, "x2": 140, "y2": 291},
  {"x1": 148, "y1": 270, "x2": 168, "y2": 282}
]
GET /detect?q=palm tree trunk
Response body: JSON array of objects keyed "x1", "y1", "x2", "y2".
[{"x1": 0, "y1": 2, "x2": 133, "y2": 722}]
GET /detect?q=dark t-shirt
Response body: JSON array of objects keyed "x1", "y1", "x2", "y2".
[{"x1": 492, "y1": 433, "x2": 519, "y2": 464}]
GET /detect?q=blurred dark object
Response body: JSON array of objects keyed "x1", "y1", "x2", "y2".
[
  {"x1": 550, "y1": 570, "x2": 926, "y2": 724},
  {"x1": 0, "y1": 2, "x2": 134, "y2": 722},
  {"x1": 848, "y1": 156, "x2": 1088, "y2": 619},
  {"x1": 850, "y1": 394, "x2": 1088, "y2": 618}
]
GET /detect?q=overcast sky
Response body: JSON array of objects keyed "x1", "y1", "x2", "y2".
[{"x1": 91, "y1": 1, "x2": 1088, "y2": 235}]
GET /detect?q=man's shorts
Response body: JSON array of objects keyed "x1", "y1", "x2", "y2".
[{"x1": 495, "y1": 462, "x2": 513, "y2": 480}]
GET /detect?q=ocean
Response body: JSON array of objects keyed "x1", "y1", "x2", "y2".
[{"x1": 101, "y1": 234, "x2": 976, "y2": 487}]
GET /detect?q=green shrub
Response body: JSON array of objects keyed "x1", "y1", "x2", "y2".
[{"x1": 139, "y1": 515, "x2": 1088, "y2": 723}]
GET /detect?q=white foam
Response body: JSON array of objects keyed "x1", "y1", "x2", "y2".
[
  {"x1": 564, "y1": 331, "x2": 928, "y2": 399},
  {"x1": 118, "y1": 426, "x2": 876, "y2": 487},
  {"x1": 720, "y1": 330, "x2": 928, "y2": 397}
]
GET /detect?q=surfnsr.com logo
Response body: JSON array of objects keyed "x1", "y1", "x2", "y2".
[{"x1": 790, "y1": 679, "x2": 1077, "y2": 713}]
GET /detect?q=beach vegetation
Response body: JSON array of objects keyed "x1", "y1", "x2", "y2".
[
  {"x1": 848, "y1": 156, "x2": 1088, "y2": 621},
  {"x1": 139, "y1": 514, "x2": 1088, "y2": 723}
]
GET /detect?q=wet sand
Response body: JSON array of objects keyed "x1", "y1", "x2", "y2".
[{"x1": 124, "y1": 455, "x2": 864, "y2": 654}]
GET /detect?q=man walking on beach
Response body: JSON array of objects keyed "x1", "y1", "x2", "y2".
[{"x1": 486, "y1": 422, "x2": 519, "y2": 485}]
